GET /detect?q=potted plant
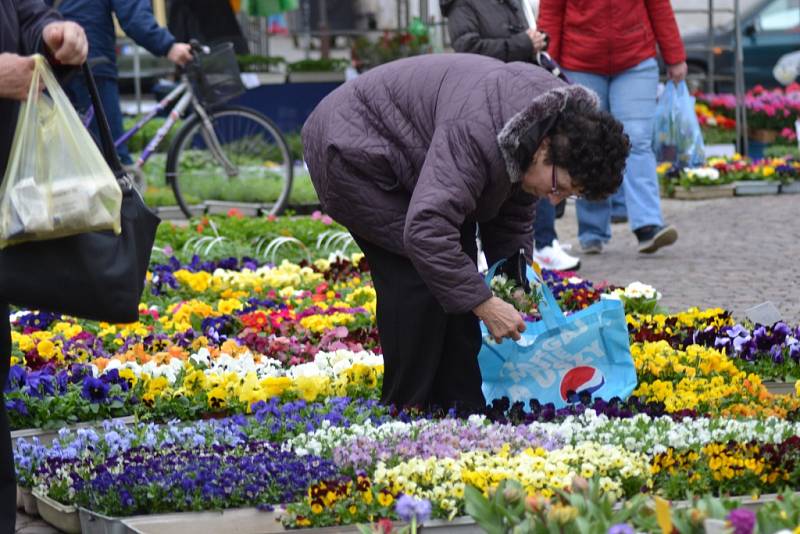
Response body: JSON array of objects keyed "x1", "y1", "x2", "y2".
[
  {"x1": 351, "y1": 27, "x2": 432, "y2": 73},
  {"x1": 237, "y1": 55, "x2": 286, "y2": 85},
  {"x1": 746, "y1": 85, "x2": 798, "y2": 159},
  {"x1": 286, "y1": 58, "x2": 349, "y2": 83}
]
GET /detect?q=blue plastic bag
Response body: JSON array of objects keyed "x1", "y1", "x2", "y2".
[
  {"x1": 478, "y1": 263, "x2": 637, "y2": 408},
  {"x1": 652, "y1": 80, "x2": 705, "y2": 167}
]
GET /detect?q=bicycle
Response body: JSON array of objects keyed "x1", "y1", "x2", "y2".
[{"x1": 79, "y1": 41, "x2": 294, "y2": 219}]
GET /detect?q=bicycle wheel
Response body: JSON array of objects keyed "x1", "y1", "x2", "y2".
[{"x1": 166, "y1": 105, "x2": 294, "y2": 218}]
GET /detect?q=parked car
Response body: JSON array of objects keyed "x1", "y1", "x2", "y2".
[{"x1": 680, "y1": 0, "x2": 799, "y2": 90}]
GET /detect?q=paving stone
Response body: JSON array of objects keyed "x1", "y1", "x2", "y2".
[
  {"x1": 15, "y1": 512, "x2": 60, "y2": 534},
  {"x1": 554, "y1": 195, "x2": 800, "y2": 324}
]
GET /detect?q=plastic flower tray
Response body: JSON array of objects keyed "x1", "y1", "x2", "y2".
[
  {"x1": 763, "y1": 381, "x2": 796, "y2": 396},
  {"x1": 19, "y1": 486, "x2": 38, "y2": 516},
  {"x1": 34, "y1": 489, "x2": 81, "y2": 534},
  {"x1": 781, "y1": 180, "x2": 800, "y2": 194},
  {"x1": 80, "y1": 507, "x2": 131, "y2": 534},
  {"x1": 287, "y1": 71, "x2": 346, "y2": 83},
  {"x1": 112, "y1": 507, "x2": 483, "y2": 534},
  {"x1": 672, "y1": 184, "x2": 735, "y2": 200},
  {"x1": 734, "y1": 180, "x2": 780, "y2": 196}
]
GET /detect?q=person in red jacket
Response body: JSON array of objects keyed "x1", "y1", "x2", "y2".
[{"x1": 539, "y1": 0, "x2": 687, "y2": 254}]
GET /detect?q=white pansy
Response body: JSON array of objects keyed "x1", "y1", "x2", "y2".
[
  {"x1": 686, "y1": 167, "x2": 720, "y2": 181},
  {"x1": 621, "y1": 281, "x2": 661, "y2": 300}
]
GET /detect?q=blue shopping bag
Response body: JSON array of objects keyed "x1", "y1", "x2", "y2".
[
  {"x1": 478, "y1": 262, "x2": 637, "y2": 408},
  {"x1": 652, "y1": 80, "x2": 705, "y2": 167}
]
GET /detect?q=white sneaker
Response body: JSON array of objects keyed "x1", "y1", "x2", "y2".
[{"x1": 533, "y1": 239, "x2": 581, "y2": 271}]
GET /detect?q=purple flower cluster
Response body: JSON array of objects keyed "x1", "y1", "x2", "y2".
[
  {"x1": 5, "y1": 364, "x2": 135, "y2": 430},
  {"x1": 726, "y1": 508, "x2": 756, "y2": 534},
  {"x1": 331, "y1": 418, "x2": 563, "y2": 470},
  {"x1": 484, "y1": 395, "x2": 697, "y2": 425},
  {"x1": 249, "y1": 396, "x2": 389, "y2": 440},
  {"x1": 48, "y1": 441, "x2": 339, "y2": 516},
  {"x1": 149, "y1": 255, "x2": 261, "y2": 295},
  {"x1": 715, "y1": 322, "x2": 800, "y2": 364},
  {"x1": 395, "y1": 494, "x2": 432, "y2": 523}
]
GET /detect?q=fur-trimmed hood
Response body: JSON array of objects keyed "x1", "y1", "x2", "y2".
[{"x1": 497, "y1": 85, "x2": 599, "y2": 183}]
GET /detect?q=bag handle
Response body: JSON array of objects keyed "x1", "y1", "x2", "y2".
[
  {"x1": 81, "y1": 64, "x2": 125, "y2": 178},
  {"x1": 484, "y1": 259, "x2": 567, "y2": 329}
]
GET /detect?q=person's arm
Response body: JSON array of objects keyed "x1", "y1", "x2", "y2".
[
  {"x1": 645, "y1": 0, "x2": 687, "y2": 80},
  {"x1": 15, "y1": 0, "x2": 62, "y2": 55},
  {"x1": 404, "y1": 121, "x2": 525, "y2": 341},
  {"x1": 112, "y1": 0, "x2": 176, "y2": 57},
  {"x1": 404, "y1": 121, "x2": 493, "y2": 315},
  {"x1": 480, "y1": 187, "x2": 537, "y2": 269},
  {"x1": 447, "y1": 0, "x2": 534, "y2": 62},
  {"x1": 536, "y1": 0, "x2": 566, "y2": 62}
]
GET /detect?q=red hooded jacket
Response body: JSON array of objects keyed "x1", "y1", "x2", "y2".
[{"x1": 538, "y1": 0, "x2": 686, "y2": 76}]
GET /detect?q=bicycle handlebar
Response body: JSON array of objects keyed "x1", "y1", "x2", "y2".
[{"x1": 189, "y1": 40, "x2": 211, "y2": 56}]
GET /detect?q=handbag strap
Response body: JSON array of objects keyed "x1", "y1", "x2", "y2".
[{"x1": 81, "y1": 63, "x2": 125, "y2": 178}]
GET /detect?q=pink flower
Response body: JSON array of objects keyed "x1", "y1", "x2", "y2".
[
  {"x1": 321, "y1": 215, "x2": 334, "y2": 225},
  {"x1": 311, "y1": 211, "x2": 322, "y2": 220}
]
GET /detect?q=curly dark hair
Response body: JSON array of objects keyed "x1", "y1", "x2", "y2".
[{"x1": 546, "y1": 100, "x2": 630, "y2": 201}]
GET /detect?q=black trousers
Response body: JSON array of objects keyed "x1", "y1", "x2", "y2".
[
  {"x1": 352, "y1": 225, "x2": 486, "y2": 412},
  {"x1": 0, "y1": 303, "x2": 14, "y2": 532}
]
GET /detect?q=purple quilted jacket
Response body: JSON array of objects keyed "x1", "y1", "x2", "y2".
[{"x1": 302, "y1": 53, "x2": 597, "y2": 313}]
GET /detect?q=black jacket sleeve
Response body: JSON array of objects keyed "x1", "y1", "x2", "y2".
[
  {"x1": 447, "y1": 0, "x2": 534, "y2": 63},
  {"x1": 14, "y1": 0, "x2": 62, "y2": 55}
]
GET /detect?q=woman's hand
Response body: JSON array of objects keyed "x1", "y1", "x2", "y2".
[
  {"x1": 473, "y1": 296, "x2": 526, "y2": 343},
  {"x1": 667, "y1": 61, "x2": 688, "y2": 83},
  {"x1": 526, "y1": 29, "x2": 548, "y2": 52}
]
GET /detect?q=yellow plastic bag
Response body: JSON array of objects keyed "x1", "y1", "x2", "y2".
[{"x1": 0, "y1": 55, "x2": 122, "y2": 248}]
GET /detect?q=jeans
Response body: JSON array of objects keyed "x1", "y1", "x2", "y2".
[
  {"x1": 533, "y1": 198, "x2": 557, "y2": 250},
  {"x1": 65, "y1": 76, "x2": 133, "y2": 165},
  {"x1": 562, "y1": 58, "x2": 663, "y2": 245}
]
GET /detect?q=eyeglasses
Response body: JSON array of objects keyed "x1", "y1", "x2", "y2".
[{"x1": 551, "y1": 165, "x2": 582, "y2": 201}]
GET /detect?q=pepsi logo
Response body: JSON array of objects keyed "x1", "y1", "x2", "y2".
[{"x1": 560, "y1": 366, "x2": 605, "y2": 403}]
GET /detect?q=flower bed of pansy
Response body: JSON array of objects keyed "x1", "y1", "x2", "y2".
[
  {"x1": 658, "y1": 154, "x2": 800, "y2": 194},
  {"x1": 11, "y1": 214, "x2": 800, "y2": 533},
  {"x1": 694, "y1": 83, "x2": 800, "y2": 147}
]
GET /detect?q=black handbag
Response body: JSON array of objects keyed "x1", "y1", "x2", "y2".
[{"x1": 0, "y1": 64, "x2": 160, "y2": 323}]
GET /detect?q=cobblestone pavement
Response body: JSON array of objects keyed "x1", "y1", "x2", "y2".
[
  {"x1": 555, "y1": 195, "x2": 800, "y2": 324},
  {"x1": 16, "y1": 510, "x2": 59, "y2": 533},
  {"x1": 13, "y1": 194, "x2": 800, "y2": 532}
]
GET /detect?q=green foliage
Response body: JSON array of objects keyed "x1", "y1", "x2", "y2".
[
  {"x1": 351, "y1": 31, "x2": 432, "y2": 71},
  {"x1": 287, "y1": 58, "x2": 350, "y2": 73},
  {"x1": 284, "y1": 131, "x2": 304, "y2": 162},
  {"x1": 702, "y1": 125, "x2": 737, "y2": 145},
  {"x1": 123, "y1": 116, "x2": 180, "y2": 154},
  {"x1": 153, "y1": 213, "x2": 354, "y2": 264},
  {"x1": 464, "y1": 478, "x2": 661, "y2": 534},
  {"x1": 237, "y1": 54, "x2": 286, "y2": 73}
]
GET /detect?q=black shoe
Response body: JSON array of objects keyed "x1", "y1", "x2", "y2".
[
  {"x1": 555, "y1": 200, "x2": 566, "y2": 219},
  {"x1": 635, "y1": 225, "x2": 678, "y2": 253},
  {"x1": 611, "y1": 215, "x2": 628, "y2": 224}
]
